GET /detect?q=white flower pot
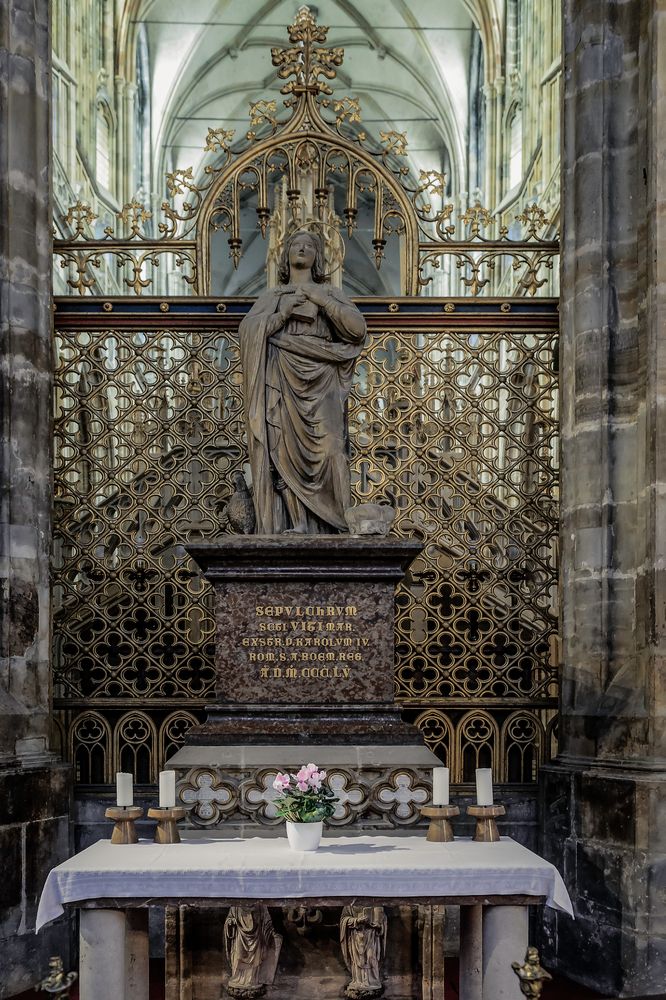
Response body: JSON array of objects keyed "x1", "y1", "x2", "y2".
[{"x1": 286, "y1": 820, "x2": 323, "y2": 852}]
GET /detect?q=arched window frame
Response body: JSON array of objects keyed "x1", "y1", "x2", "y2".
[
  {"x1": 504, "y1": 100, "x2": 523, "y2": 194},
  {"x1": 95, "y1": 96, "x2": 115, "y2": 193},
  {"x1": 134, "y1": 23, "x2": 151, "y2": 200}
]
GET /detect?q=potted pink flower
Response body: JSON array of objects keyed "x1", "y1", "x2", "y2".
[{"x1": 272, "y1": 763, "x2": 336, "y2": 851}]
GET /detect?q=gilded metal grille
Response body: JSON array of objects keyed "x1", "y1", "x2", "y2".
[{"x1": 52, "y1": 303, "x2": 558, "y2": 784}]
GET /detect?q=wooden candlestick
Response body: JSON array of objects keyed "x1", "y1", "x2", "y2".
[
  {"x1": 467, "y1": 804, "x2": 506, "y2": 842},
  {"x1": 420, "y1": 804, "x2": 460, "y2": 842},
  {"x1": 105, "y1": 806, "x2": 143, "y2": 844},
  {"x1": 148, "y1": 806, "x2": 187, "y2": 844}
]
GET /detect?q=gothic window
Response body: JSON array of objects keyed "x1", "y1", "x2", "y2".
[
  {"x1": 135, "y1": 25, "x2": 151, "y2": 199},
  {"x1": 96, "y1": 103, "x2": 112, "y2": 190},
  {"x1": 467, "y1": 28, "x2": 485, "y2": 195},
  {"x1": 507, "y1": 108, "x2": 523, "y2": 191}
]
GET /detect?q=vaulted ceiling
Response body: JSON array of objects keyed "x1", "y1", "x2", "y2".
[
  {"x1": 113, "y1": 1, "x2": 505, "y2": 293},
  {"x1": 123, "y1": 1, "x2": 503, "y2": 196}
]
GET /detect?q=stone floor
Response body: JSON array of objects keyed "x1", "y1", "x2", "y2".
[{"x1": 16, "y1": 958, "x2": 609, "y2": 999}]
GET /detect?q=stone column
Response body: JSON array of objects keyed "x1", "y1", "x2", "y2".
[
  {"x1": 481, "y1": 906, "x2": 528, "y2": 1000},
  {"x1": 540, "y1": 1, "x2": 666, "y2": 995},
  {"x1": 80, "y1": 909, "x2": 129, "y2": 1000},
  {"x1": 458, "y1": 904, "x2": 482, "y2": 1000},
  {"x1": 0, "y1": 0, "x2": 71, "y2": 993}
]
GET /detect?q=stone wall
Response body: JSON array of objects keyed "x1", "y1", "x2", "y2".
[
  {"x1": 540, "y1": 1, "x2": 666, "y2": 995},
  {"x1": 0, "y1": 1, "x2": 72, "y2": 994}
]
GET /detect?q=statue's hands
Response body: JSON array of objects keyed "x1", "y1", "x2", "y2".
[
  {"x1": 280, "y1": 291, "x2": 308, "y2": 320},
  {"x1": 300, "y1": 283, "x2": 331, "y2": 308}
]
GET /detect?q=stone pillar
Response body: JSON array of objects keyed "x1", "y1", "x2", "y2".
[
  {"x1": 540, "y1": 1, "x2": 666, "y2": 995},
  {"x1": 481, "y1": 905, "x2": 528, "y2": 1000},
  {"x1": 458, "y1": 904, "x2": 482, "y2": 1000},
  {"x1": 80, "y1": 909, "x2": 129, "y2": 1000},
  {"x1": 0, "y1": 1, "x2": 71, "y2": 994}
]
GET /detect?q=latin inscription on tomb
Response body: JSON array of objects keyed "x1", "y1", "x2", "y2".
[{"x1": 215, "y1": 582, "x2": 395, "y2": 705}]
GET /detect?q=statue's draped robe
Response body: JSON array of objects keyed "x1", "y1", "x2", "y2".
[
  {"x1": 340, "y1": 905, "x2": 387, "y2": 991},
  {"x1": 239, "y1": 285, "x2": 367, "y2": 533}
]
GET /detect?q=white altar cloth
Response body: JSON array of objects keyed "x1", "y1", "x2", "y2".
[{"x1": 37, "y1": 834, "x2": 572, "y2": 930}]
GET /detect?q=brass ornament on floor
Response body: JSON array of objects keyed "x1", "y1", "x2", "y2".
[
  {"x1": 512, "y1": 947, "x2": 552, "y2": 997},
  {"x1": 37, "y1": 956, "x2": 77, "y2": 997}
]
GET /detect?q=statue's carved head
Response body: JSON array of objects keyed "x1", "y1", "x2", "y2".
[{"x1": 278, "y1": 229, "x2": 328, "y2": 284}]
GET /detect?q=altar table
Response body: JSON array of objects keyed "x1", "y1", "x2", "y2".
[{"x1": 37, "y1": 834, "x2": 572, "y2": 1000}]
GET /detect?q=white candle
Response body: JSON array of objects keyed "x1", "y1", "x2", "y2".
[
  {"x1": 159, "y1": 770, "x2": 176, "y2": 809},
  {"x1": 116, "y1": 772, "x2": 133, "y2": 807},
  {"x1": 432, "y1": 767, "x2": 449, "y2": 805},
  {"x1": 475, "y1": 768, "x2": 494, "y2": 806}
]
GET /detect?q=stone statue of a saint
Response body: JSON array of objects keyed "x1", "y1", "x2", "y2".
[
  {"x1": 239, "y1": 230, "x2": 367, "y2": 534},
  {"x1": 340, "y1": 904, "x2": 387, "y2": 999},
  {"x1": 224, "y1": 904, "x2": 282, "y2": 999}
]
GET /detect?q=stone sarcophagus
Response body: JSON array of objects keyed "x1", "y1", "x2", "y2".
[{"x1": 182, "y1": 534, "x2": 424, "y2": 746}]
